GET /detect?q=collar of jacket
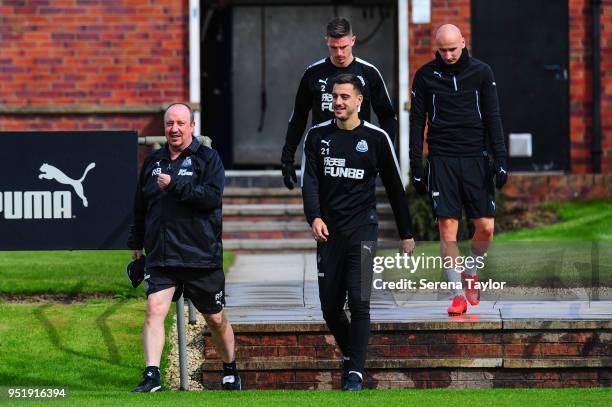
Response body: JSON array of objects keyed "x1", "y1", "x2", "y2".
[
  {"x1": 161, "y1": 136, "x2": 201, "y2": 159},
  {"x1": 435, "y1": 47, "x2": 470, "y2": 74}
]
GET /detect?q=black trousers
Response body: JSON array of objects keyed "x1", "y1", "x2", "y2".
[{"x1": 317, "y1": 223, "x2": 377, "y2": 374}]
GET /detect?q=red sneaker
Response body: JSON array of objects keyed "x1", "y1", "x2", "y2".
[
  {"x1": 462, "y1": 273, "x2": 480, "y2": 306},
  {"x1": 447, "y1": 295, "x2": 468, "y2": 315}
]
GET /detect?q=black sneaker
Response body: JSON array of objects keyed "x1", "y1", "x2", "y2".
[
  {"x1": 222, "y1": 374, "x2": 242, "y2": 390},
  {"x1": 132, "y1": 369, "x2": 161, "y2": 392},
  {"x1": 343, "y1": 372, "x2": 363, "y2": 391}
]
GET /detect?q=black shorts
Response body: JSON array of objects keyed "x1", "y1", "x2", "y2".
[
  {"x1": 144, "y1": 267, "x2": 225, "y2": 315},
  {"x1": 428, "y1": 154, "x2": 496, "y2": 219}
]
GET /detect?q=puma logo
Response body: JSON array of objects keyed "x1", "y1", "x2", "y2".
[
  {"x1": 318, "y1": 78, "x2": 328, "y2": 85},
  {"x1": 39, "y1": 162, "x2": 96, "y2": 207},
  {"x1": 320, "y1": 139, "x2": 331, "y2": 146},
  {"x1": 362, "y1": 245, "x2": 372, "y2": 254},
  {"x1": 433, "y1": 71, "x2": 442, "y2": 78}
]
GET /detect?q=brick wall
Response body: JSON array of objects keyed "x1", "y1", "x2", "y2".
[
  {"x1": 408, "y1": 0, "x2": 612, "y2": 174},
  {"x1": 600, "y1": 0, "x2": 612, "y2": 171},
  {"x1": 0, "y1": 0, "x2": 189, "y2": 137}
]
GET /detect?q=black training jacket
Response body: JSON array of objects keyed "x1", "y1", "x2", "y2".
[
  {"x1": 409, "y1": 48, "x2": 507, "y2": 166},
  {"x1": 301, "y1": 119, "x2": 413, "y2": 239},
  {"x1": 281, "y1": 57, "x2": 397, "y2": 163},
  {"x1": 127, "y1": 138, "x2": 224, "y2": 269}
]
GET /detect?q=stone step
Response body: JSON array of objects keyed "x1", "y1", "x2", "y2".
[
  {"x1": 223, "y1": 238, "x2": 400, "y2": 251},
  {"x1": 222, "y1": 220, "x2": 399, "y2": 240},
  {"x1": 223, "y1": 220, "x2": 397, "y2": 232},
  {"x1": 223, "y1": 203, "x2": 393, "y2": 216},
  {"x1": 223, "y1": 187, "x2": 391, "y2": 205}
]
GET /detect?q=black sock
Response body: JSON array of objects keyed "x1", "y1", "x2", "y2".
[
  {"x1": 222, "y1": 360, "x2": 237, "y2": 377},
  {"x1": 145, "y1": 366, "x2": 160, "y2": 379}
]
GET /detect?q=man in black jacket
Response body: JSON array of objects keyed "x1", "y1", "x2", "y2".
[
  {"x1": 409, "y1": 24, "x2": 508, "y2": 316},
  {"x1": 302, "y1": 74, "x2": 415, "y2": 391},
  {"x1": 281, "y1": 17, "x2": 397, "y2": 190},
  {"x1": 127, "y1": 103, "x2": 241, "y2": 392}
]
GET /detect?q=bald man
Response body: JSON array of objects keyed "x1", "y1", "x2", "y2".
[
  {"x1": 128, "y1": 103, "x2": 241, "y2": 391},
  {"x1": 409, "y1": 24, "x2": 508, "y2": 315}
]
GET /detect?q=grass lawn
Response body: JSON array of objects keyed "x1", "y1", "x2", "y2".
[
  {"x1": 1, "y1": 388, "x2": 609, "y2": 406},
  {"x1": 0, "y1": 251, "x2": 235, "y2": 295},
  {"x1": 497, "y1": 201, "x2": 612, "y2": 241},
  {"x1": 0, "y1": 300, "x2": 610, "y2": 405},
  {"x1": 381, "y1": 201, "x2": 612, "y2": 287}
]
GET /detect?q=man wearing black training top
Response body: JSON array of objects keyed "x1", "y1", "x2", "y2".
[
  {"x1": 302, "y1": 73, "x2": 415, "y2": 391},
  {"x1": 281, "y1": 17, "x2": 397, "y2": 190},
  {"x1": 409, "y1": 24, "x2": 508, "y2": 316}
]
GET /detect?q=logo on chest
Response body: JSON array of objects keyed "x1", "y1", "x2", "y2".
[
  {"x1": 356, "y1": 139, "x2": 368, "y2": 153},
  {"x1": 178, "y1": 157, "x2": 193, "y2": 176}
]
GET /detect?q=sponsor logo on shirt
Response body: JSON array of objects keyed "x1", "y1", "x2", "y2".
[{"x1": 323, "y1": 156, "x2": 364, "y2": 180}]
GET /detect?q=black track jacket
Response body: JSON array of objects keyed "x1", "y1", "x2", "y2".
[
  {"x1": 127, "y1": 138, "x2": 224, "y2": 269},
  {"x1": 301, "y1": 119, "x2": 413, "y2": 239},
  {"x1": 409, "y1": 48, "x2": 507, "y2": 167},
  {"x1": 282, "y1": 57, "x2": 397, "y2": 164}
]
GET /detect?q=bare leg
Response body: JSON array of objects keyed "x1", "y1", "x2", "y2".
[
  {"x1": 204, "y1": 310, "x2": 235, "y2": 363},
  {"x1": 471, "y1": 217, "x2": 495, "y2": 256},
  {"x1": 439, "y1": 217, "x2": 460, "y2": 266},
  {"x1": 143, "y1": 287, "x2": 176, "y2": 366}
]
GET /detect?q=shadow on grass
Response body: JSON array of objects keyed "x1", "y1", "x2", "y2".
[{"x1": 32, "y1": 283, "x2": 131, "y2": 368}]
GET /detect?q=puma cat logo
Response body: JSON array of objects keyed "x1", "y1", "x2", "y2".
[{"x1": 39, "y1": 163, "x2": 96, "y2": 207}]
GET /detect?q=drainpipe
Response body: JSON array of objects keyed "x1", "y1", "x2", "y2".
[
  {"x1": 398, "y1": 0, "x2": 409, "y2": 187},
  {"x1": 190, "y1": 0, "x2": 201, "y2": 138},
  {"x1": 592, "y1": 0, "x2": 601, "y2": 173}
]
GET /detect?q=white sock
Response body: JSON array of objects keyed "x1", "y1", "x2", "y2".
[
  {"x1": 464, "y1": 251, "x2": 480, "y2": 276},
  {"x1": 348, "y1": 370, "x2": 363, "y2": 380},
  {"x1": 445, "y1": 268, "x2": 464, "y2": 296}
]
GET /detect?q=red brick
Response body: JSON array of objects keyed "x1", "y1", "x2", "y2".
[
  {"x1": 235, "y1": 334, "x2": 298, "y2": 347},
  {"x1": 464, "y1": 344, "x2": 503, "y2": 357},
  {"x1": 540, "y1": 343, "x2": 582, "y2": 356},
  {"x1": 429, "y1": 344, "x2": 464, "y2": 357}
]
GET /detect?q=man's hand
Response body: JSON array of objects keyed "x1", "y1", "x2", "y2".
[
  {"x1": 400, "y1": 238, "x2": 415, "y2": 255},
  {"x1": 494, "y1": 157, "x2": 508, "y2": 189},
  {"x1": 157, "y1": 174, "x2": 171, "y2": 190},
  {"x1": 311, "y1": 218, "x2": 329, "y2": 242},
  {"x1": 411, "y1": 165, "x2": 427, "y2": 195},
  {"x1": 281, "y1": 162, "x2": 297, "y2": 190},
  {"x1": 132, "y1": 250, "x2": 143, "y2": 260}
]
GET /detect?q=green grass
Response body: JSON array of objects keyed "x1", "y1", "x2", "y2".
[
  {"x1": 0, "y1": 300, "x2": 173, "y2": 391},
  {"x1": 497, "y1": 200, "x2": 612, "y2": 241},
  {"x1": 0, "y1": 251, "x2": 236, "y2": 295},
  {"x1": 0, "y1": 303, "x2": 609, "y2": 405},
  {"x1": 380, "y1": 201, "x2": 612, "y2": 287},
  {"x1": 1, "y1": 388, "x2": 610, "y2": 406}
]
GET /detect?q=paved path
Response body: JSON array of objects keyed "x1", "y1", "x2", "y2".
[{"x1": 224, "y1": 253, "x2": 612, "y2": 325}]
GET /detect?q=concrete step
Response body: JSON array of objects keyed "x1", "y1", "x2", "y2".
[
  {"x1": 223, "y1": 203, "x2": 393, "y2": 216},
  {"x1": 223, "y1": 187, "x2": 390, "y2": 205},
  {"x1": 223, "y1": 238, "x2": 401, "y2": 251},
  {"x1": 223, "y1": 220, "x2": 397, "y2": 232}
]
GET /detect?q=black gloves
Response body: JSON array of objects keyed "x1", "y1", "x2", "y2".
[
  {"x1": 282, "y1": 162, "x2": 297, "y2": 190},
  {"x1": 410, "y1": 164, "x2": 428, "y2": 195},
  {"x1": 494, "y1": 156, "x2": 508, "y2": 189}
]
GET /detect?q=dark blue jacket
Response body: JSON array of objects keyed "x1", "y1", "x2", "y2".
[{"x1": 127, "y1": 138, "x2": 224, "y2": 269}]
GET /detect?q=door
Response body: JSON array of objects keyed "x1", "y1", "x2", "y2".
[{"x1": 472, "y1": 0, "x2": 569, "y2": 172}]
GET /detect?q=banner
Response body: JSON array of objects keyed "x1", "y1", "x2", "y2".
[{"x1": 0, "y1": 131, "x2": 137, "y2": 250}]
